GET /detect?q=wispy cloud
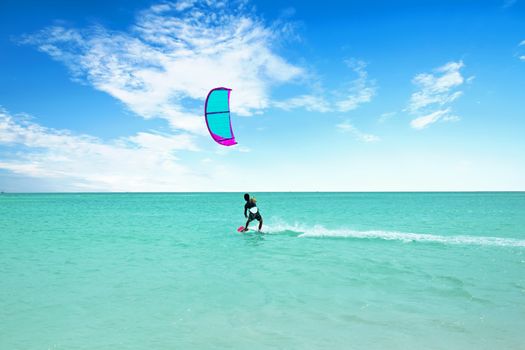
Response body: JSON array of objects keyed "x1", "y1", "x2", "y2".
[
  {"x1": 518, "y1": 40, "x2": 525, "y2": 61},
  {"x1": 335, "y1": 60, "x2": 376, "y2": 112},
  {"x1": 273, "y1": 59, "x2": 376, "y2": 113},
  {"x1": 378, "y1": 111, "x2": 396, "y2": 123},
  {"x1": 407, "y1": 61, "x2": 467, "y2": 129},
  {"x1": 410, "y1": 108, "x2": 459, "y2": 130},
  {"x1": 272, "y1": 94, "x2": 331, "y2": 112},
  {"x1": 336, "y1": 120, "x2": 380, "y2": 142},
  {"x1": 502, "y1": 0, "x2": 517, "y2": 8},
  {"x1": 0, "y1": 108, "x2": 208, "y2": 191},
  {"x1": 20, "y1": 0, "x2": 303, "y2": 135}
]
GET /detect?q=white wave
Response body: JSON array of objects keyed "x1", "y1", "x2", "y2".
[{"x1": 263, "y1": 223, "x2": 525, "y2": 248}]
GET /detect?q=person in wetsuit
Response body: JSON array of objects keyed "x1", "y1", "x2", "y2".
[{"x1": 243, "y1": 193, "x2": 263, "y2": 231}]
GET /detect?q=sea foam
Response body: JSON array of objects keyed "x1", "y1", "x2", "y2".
[{"x1": 263, "y1": 223, "x2": 525, "y2": 247}]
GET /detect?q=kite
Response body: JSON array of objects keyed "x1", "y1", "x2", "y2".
[{"x1": 204, "y1": 87, "x2": 237, "y2": 146}]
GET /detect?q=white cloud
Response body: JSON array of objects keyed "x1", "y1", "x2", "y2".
[
  {"x1": 21, "y1": 0, "x2": 378, "y2": 162},
  {"x1": 407, "y1": 61, "x2": 466, "y2": 129},
  {"x1": 336, "y1": 121, "x2": 380, "y2": 142},
  {"x1": 408, "y1": 61, "x2": 464, "y2": 112},
  {"x1": 273, "y1": 59, "x2": 376, "y2": 113},
  {"x1": 378, "y1": 111, "x2": 396, "y2": 123},
  {"x1": 272, "y1": 94, "x2": 331, "y2": 112},
  {"x1": 173, "y1": 0, "x2": 197, "y2": 11},
  {"x1": 128, "y1": 131, "x2": 199, "y2": 151},
  {"x1": 214, "y1": 144, "x2": 251, "y2": 155},
  {"x1": 0, "y1": 108, "x2": 209, "y2": 191},
  {"x1": 410, "y1": 108, "x2": 458, "y2": 129},
  {"x1": 335, "y1": 60, "x2": 376, "y2": 112},
  {"x1": 21, "y1": 0, "x2": 303, "y2": 134},
  {"x1": 518, "y1": 41, "x2": 525, "y2": 62}
]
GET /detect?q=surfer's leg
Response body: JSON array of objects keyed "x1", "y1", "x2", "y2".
[
  {"x1": 244, "y1": 212, "x2": 260, "y2": 232},
  {"x1": 243, "y1": 215, "x2": 253, "y2": 232},
  {"x1": 257, "y1": 215, "x2": 263, "y2": 231}
]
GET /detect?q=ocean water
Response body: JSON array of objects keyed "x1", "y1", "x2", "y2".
[{"x1": 1, "y1": 192, "x2": 524, "y2": 350}]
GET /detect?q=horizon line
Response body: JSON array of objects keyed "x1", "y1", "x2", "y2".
[{"x1": 1, "y1": 191, "x2": 524, "y2": 194}]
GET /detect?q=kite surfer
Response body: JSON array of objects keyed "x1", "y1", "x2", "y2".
[{"x1": 243, "y1": 193, "x2": 263, "y2": 232}]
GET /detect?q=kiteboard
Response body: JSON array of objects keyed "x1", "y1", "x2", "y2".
[{"x1": 237, "y1": 226, "x2": 262, "y2": 233}]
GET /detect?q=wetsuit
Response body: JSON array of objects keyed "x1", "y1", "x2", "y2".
[{"x1": 244, "y1": 201, "x2": 262, "y2": 223}]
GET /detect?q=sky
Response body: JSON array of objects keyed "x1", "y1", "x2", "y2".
[{"x1": 0, "y1": 0, "x2": 524, "y2": 192}]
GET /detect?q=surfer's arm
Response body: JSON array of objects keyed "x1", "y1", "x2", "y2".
[{"x1": 244, "y1": 204, "x2": 248, "y2": 218}]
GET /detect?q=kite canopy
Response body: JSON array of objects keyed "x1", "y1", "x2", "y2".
[{"x1": 204, "y1": 87, "x2": 237, "y2": 146}]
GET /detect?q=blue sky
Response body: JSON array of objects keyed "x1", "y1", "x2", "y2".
[{"x1": 0, "y1": 0, "x2": 524, "y2": 191}]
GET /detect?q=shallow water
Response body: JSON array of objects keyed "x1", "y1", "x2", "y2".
[{"x1": 1, "y1": 192, "x2": 524, "y2": 349}]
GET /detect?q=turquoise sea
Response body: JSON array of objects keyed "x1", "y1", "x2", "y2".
[{"x1": 1, "y1": 192, "x2": 524, "y2": 349}]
